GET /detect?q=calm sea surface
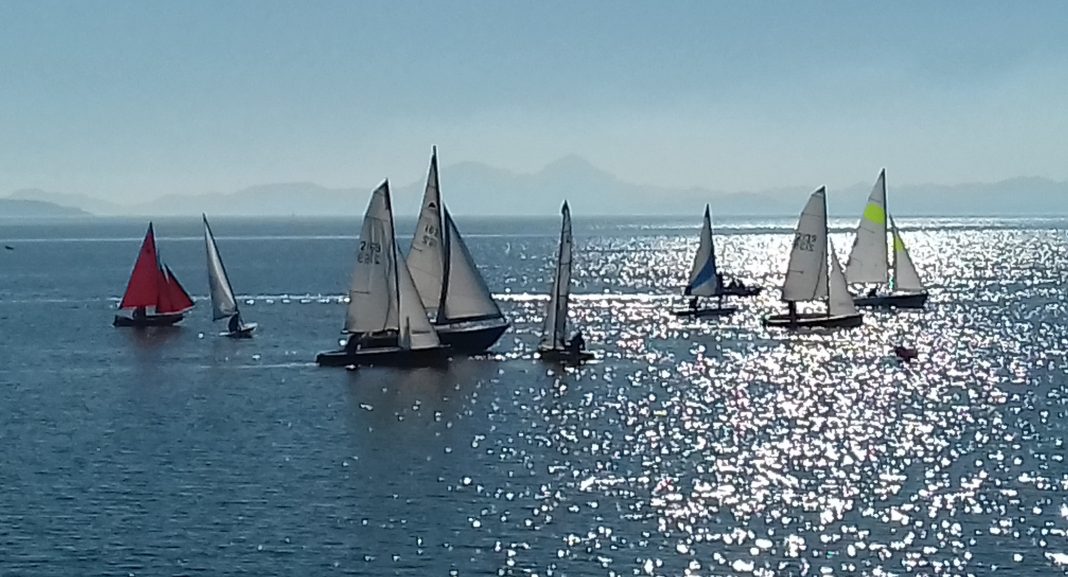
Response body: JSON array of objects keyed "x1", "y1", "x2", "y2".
[{"x1": 0, "y1": 215, "x2": 1066, "y2": 576}]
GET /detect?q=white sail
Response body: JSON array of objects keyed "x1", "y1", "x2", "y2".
[
  {"x1": 845, "y1": 169, "x2": 889, "y2": 284},
  {"x1": 407, "y1": 149, "x2": 446, "y2": 312},
  {"x1": 782, "y1": 187, "x2": 829, "y2": 302},
  {"x1": 440, "y1": 210, "x2": 504, "y2": 322},
  {"x1": 395, "y1": 238, "x2": 442, "y2": 350},
  {"x1": 685, "y1": 204, "x2": 720, "y2": 297},
  {"x1": 890, "y1": 216, "x2": 925, "y2": 292},
  {"x1": 828, "y1": 240, "x2": 860, "y2": 317},
  {"x1": 344, "y1": 181, "x2": 398, "y2": 334},
  {"x1": 407, "y1": 147, "x2": 504, "y2": 324},
  {"x1": 539, "y1": 201, "x2": 573, "y2": 351},
  {"x1": 203, "y1": 215, "x2": 239, "y2": 321}
]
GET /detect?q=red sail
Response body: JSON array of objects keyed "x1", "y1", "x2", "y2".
[
  {"x1": 119, "y1": 224, "x2": 161, "y2": 309},
  {"x1": 159, "y1": 265, "x2": 195, "y2": 314}
]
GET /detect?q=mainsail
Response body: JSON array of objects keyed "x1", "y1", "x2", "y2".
[
  {"x1": 539, "y1": 201, "x2": 573, "y2": 351},
  {"x1": 119, "y1": 223, "x2": 194, "y2": 314},
  {"x1": 684, "y1": 205, "x2": 720, "y2": 297},
  {"x1": 407, "y1": 147, "x2": 504, "y2": 324},
  {"x1": 782, "y1": 187, "x2": 829, "y2": 303},
  {"x1": 845, "y1": 169, "x2": 889, "y2": 284},
  {"x1": 345, "y1": 180, "x2": 441, "y2": 350},
  {"x1": 203, "y1": 215, "x2": 240, "y2": 321}
]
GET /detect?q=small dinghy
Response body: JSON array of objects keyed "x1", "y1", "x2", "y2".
[
  {"x1": 671, "y1": 205, "x2": 739, "y2": 318},
  {"x1": 764, "y1": 187, "x2": 864, "y2": 329},
  {"x1": 846, "y1": 169, "x2": 928, "y2": 308},
  {"x1": 316, "y1": 180, "x2": 450, "y2": 368},
  {"x1": 203, "y1": 215, "x2": 256, "y2": 338},
  {"x1": 113, "y1": 223, "x2": 195, "y2": 327},
  {"x1": 536, "y1": 202, "x2": 595, "y2": 364},
  {"x1": 894, "y1": 345, "x2": 919, "y2": 362},
  {"x1": 407, "y1": 147, "x2": 509, "y2": 353}
]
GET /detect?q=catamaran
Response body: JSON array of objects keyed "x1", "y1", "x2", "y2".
[
  {"x1": 114, "y1": 223, "x2": 195, "y2": 327},
  {"x1": 846, "y1": 169, "x2": 928, "y2": 308},
  {"x1": 672, "y1": 205, "x2": 739, "y2": 317},
  {"x1": 407, "y1": 147, "x2": 509, "y2": 353},
  {"x1": 203, "y1": 215, "x2": 256, "y2": 338},
  {"x1": 316, "y1": 180, "x2": 449, "y2": 367},
  {"x1": 537, "y1": 201, "x2": 594, "y2": 363},
  {"x1": 764, "y1": 187, "x2": 864, "y2": 329}
]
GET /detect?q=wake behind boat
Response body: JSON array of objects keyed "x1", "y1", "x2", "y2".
[
  {"x1": 671, "y1": 204, "x2": 739, "y2": 318},
  {"x1": 113, "y1": 223, "x2": 195, "y2": 327},
  {"x1": 407, "y1": 147, "x2": 509, "y2": 353},
  {"x1": 537, "y1": 202, "x2": 594, "y2": 364},
  {"x1": 316, "y1": 180, "x2": 449, "y2": 368},
  {"x1": 203, "y1": 215, "x2": 256, "y2": 338},
  {"x1": 764, "y1": 187, "x2": 864, "y2": 330},
  {"x1": 846, "y1": 169, "x2": 928, "y2": 308}
]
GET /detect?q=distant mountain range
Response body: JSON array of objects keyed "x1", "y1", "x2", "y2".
[
  {"x1": 0, "y1": 197, "x2": 89, "y2": 217},
  {"x1": 6, "y1": 157, "x2": 1068, "y2": 217}
]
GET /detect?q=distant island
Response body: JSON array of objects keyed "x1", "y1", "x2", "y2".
[
  {"x1": 0, "y1": 198, "x2": 90, "y2": 218},
  {"x1": 7, "y1": 157, "x2": 1068, "y2": 217}
]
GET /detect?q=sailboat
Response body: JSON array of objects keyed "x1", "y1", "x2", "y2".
[
  {"x1": 763, "y1": 187, "x2": 864, "y2": 329},
  {"x1": 846, "y1": 169, "x2": 928, "y2": 308},
  {"x1": 537, "y1": 201, "x2": 594, "y2": 363},
  {"x1": 407, "y1": 147, "x2": 509, "y2": 353},
  {"x1": 316, "y1": 180, "x2": 450, "y2": 367},
  {"x1": 113, "y1": 223, "x2": 195, "y2": 327},
  {"x1": 671, "y1": 205, "x2": 739, "y2": 317},
  {"x1": 203, "y1": 215, "x2": 256, "y2": 338}
]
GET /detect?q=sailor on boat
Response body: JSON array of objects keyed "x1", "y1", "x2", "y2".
[{"x1": 567, "y1": 331, "x2": 586, "y2": 356}]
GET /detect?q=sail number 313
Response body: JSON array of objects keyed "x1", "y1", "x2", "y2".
[
  {"x1": 793, "y1": 233, "x2": 818, "y2": 252},
  {"x1": 358, "y1": 241, "x2": 382, "y2": 264}
]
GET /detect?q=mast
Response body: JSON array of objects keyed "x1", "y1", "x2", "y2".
[
  {"x1": 385, "y1": 181, "x2": 401, "y2": 325},
  {"x1": 433, "y1": 147, "x2": 452, "y2": 324}
]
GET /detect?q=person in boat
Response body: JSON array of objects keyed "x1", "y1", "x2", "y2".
[
  {"x1": 689, "y1": 296, "x2": 699, "y2": 310},
  {"x1": 867, "y1": 287, "x2": 878, "y2": 298},
  {"x1": 228, "y1": 314, "x2": 241, "y2": 334},
  {"x1": 568, "y1": 331, "x2": 586, "y2": 355},
  {"x1": 133, "y1": 307, "x2": 147, "y2": 320},
  {"x1": 344, "y1": 333, "x2": 364, "y2": 354},
  {"x1": 787, "y1": 301, "x2": 798, "y2": 322}
]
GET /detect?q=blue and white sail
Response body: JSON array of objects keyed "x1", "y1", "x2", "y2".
[{"x1": 684, "y1": 205, "x2": 720, "y2": 297}]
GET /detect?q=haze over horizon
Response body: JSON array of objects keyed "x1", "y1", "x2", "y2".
[{"x1": 3, "y1": 1, "x2": 1068, "y2": 210}]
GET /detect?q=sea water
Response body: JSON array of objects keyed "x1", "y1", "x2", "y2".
[{"x1": 0, "y1": 216, "x2": 1066, "y2": 575}]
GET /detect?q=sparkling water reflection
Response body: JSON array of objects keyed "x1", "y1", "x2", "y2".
[{"x1": 0, "y1": 216, "x2": 1065, "y2": 575}]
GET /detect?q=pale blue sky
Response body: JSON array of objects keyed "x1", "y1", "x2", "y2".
[{"x1": 2, "y1": 0, "x2": 1067, "y2": 202}]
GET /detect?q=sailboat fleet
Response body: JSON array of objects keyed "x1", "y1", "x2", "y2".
[{"x1": 112, "y1": 156, "x2": 928, "y2": 365}]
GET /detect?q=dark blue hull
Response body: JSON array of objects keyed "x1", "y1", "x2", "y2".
[
  {"x1": 763, "y1": 312, "x2": 864, "y2": 329},
  {"x1": 853, "y1": 292, "x2": 928, "y2": 309},
  {"x1": 315, "y1": 345, "x2": 450, "y2": 367},
  {"x1": 113, "y1": 313, "x2": 184, "y2": 327}
]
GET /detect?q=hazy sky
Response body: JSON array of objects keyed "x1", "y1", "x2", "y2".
[{"x1": 3, "y1": 1, "x2": 1067, "y2": 203}]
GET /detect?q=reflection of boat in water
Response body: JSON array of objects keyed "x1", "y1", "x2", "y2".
[
  {"x1": 113, "y1": 223, "x2": 194, "y2": 328},
  {"x1": 764, "y1": 187, "x2": 864, "y2": 329},
  {"x1": 203, "y1": 215, "x2": 256, "y2": 338},
  {"x1": 315, "y1": 180, "x2": 449, "y2": 368},
  {"x1": 407, "y1": 147, "x2": 509, "y2": 353},
  {"x1": 536, "y1": 202, "x2": 594, "y2": 364},
  {"x1": 846, "y1": 169, "x2": 928, "y2": 309},
  {"x1": 672, "y1": 205, "x2": 738, "y2": 318}
]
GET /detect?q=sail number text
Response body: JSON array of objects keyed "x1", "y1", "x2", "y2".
[
  {"x1": 358, "y1": 241, "x2": 382, "y2": 264},
  {"x1": 793, "y1": 233, "x2": 818, "y2": 252}
]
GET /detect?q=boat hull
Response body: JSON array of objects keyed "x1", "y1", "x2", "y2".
[
  {"x1": 853, "y1": 292, "x2": 928, "y2": 309},
  {"x1": 537, "y1": 348, "x2": 595, "y2": 364},
  {"x1": 224, "y1": 323, "x2": 257, "y2": 339},
  {"x1": 435, "y1": 321, "x2": 509, "y2": 354},
  {"x1": 763, "y1": 312, "x2": 864, "y2": 329},
  {"x1": 113, "y1": 313, "x2": 185, "y2": 327},
  {"x1": 719, "y1": 286, "x2": 763, "y2": 298},
  {"x1": 315, "y1": 345, "x2": 450, "y2": 367},
  {"x1": 671, "y1": 305, "x2": 739, "y2": 318}
]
